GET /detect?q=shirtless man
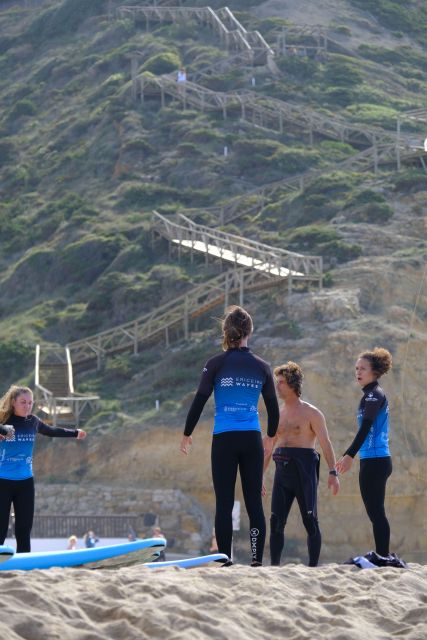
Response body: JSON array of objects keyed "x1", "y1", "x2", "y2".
[{"x1": 264, "y1": 361, "x2": 339, "y2": 566}]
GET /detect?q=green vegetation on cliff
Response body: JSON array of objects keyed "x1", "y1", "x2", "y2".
[{"x1": 0, "y1": 0, "x2": 426, "y2": 424}]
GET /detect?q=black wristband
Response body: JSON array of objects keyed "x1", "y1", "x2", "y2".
[{"x1": 329, "y1": 469, "x2": 338, "y2": 476}]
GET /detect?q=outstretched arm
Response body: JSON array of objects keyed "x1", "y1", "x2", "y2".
[
  {"x1": 37, "y1": 421, "x2": 84, "y2": 438},
  {"x1": 310, "y1": 408, "x2": 339, "y2": 495}
]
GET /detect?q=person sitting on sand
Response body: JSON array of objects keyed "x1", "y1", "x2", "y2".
[
  {"x1": 67, "y1": 534, "x2": 78, "y2": 550},
  {"x1": 152, "y1": 526, "x2": 166, "y2": 560},
  {"x1": 264, "y1": 362, "x2": 340, "y2": 567}
]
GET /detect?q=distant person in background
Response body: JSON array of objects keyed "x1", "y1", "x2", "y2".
[
  {"x1": 152, "y1": 525, "x2": 166, "y2": 560},
  {"x1": 84, "y1": 530, "x2": 99, "y2": 548},
  {"x1": 0, "y1": 385, "x2": 86, "y2": 553},
  {"x1": 67, "y1": 534, "x2": 78, "y2": 550},
  {"x1": 336, "y1": 348, "x2": 393, "y2": 558},
  {"x1": 127, "y1": 525, "x2": 137, "y2": 542},
  {"x1": 263, "y1": 362, "x2": 339, "y2": 567},
  {"x1": 177, "y1": 67, "x2": 187, "y2": 84},
  {"x1": 180, "y1": 305, "x2": 279, "y2": 567}
]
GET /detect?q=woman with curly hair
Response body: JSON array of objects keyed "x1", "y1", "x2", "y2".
[{"x1": 336, "y1": 347, "x2": 393, "y2": 557}]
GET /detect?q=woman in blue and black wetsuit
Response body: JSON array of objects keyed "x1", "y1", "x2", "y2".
[
  {"x1": 336, "y1": 348, "x2": 393, "y2": 557},
  {"x1": 0, "y1": 385, "x2": 87, "y2": 553},
  {"x1": 180, "y1": 306, "x2": 279, "y2": 566}
]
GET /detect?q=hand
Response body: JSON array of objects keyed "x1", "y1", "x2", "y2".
[
  {"x1": 335, "y1": 455, "x2": 353, "y2": 474},
  {"x1": 328, "y1": 475, "x2": 340, "y2": 495},
  {"x1": 76, "y1": 429, "x2": 87, "y2": 440},
  {"x1": 180, "y1": 435, "x2": 192, "y2": 455},
  {"x1": 261, "y1": 481, "x2": 267, "y2": 497},
  {"x1": 2, "y1": 425, "x2": 15, "y2": 441},
  {"x1": 263, "y1": 435, "x2": 274, "y2": 458}
]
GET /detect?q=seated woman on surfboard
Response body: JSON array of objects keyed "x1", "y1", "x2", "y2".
[
  {"x1": 180, "y1": 306, "x2": 279, "y2": 566},
  {"x1": 0, "y1": 385, "x2": 86, "y2": 553}
]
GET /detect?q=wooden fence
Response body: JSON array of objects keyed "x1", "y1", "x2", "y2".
[{"x1": 29, "y1": 514, "x2": 148, "y2": 538}]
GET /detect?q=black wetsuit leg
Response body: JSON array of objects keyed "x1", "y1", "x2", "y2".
[
  {"x1": 212, "y1": 431, "x2": 266, "y2": 563},
  {"x1": 0, "y1": 479, "x2": 14, "y2": 545},
  {"x1": 269, "y1": 463, "x2": 295, "y2": 566},
  {"x1": 0, "y1": 477, "x2": 34, "y2": 552},
  {"x1": 270, "y1": 459, "x2": 321, "y2": 566},
  {"x1": 238, "y1": 432, "x2": 265, "y2": 564},
  {"x1": 359, "y1": 457, "x2": 392, "y2": 556}
]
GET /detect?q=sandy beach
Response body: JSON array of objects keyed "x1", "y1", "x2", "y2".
[{"x1": 1, "y1": 562, "x2": 426, "y2": 639}]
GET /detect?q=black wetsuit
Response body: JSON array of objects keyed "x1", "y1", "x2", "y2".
[
  {"x1": 0, "y1": 415, "x2": 78, "y2": 553},
  {"x1": 344, "y1": 381, "x2": 392, "y2": 557},
  {"x1": 184, "y1": 347, "x2": 279, "y2": 563},
  {"x1": 270, "y1": 447, "x2": 321, "y2": 566}
]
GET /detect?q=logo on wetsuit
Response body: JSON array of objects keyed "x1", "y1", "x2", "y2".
[{"x1": 250, "y1": 528, "x2": 259, "y2": 558}]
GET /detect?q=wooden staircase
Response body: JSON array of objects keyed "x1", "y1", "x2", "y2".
[{"x1": 34, "y1": 346, "x2": 99, "y2": 426}]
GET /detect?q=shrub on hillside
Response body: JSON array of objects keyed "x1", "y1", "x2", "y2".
[
  {"x1": 277, "y1": 55, "x2": 319, "y2": 81},
  {"x1": 284, "y1": 225, "x2": 362, "y2": 263},
  {"x1": 393, "y1": 170, "x2": 427, "y2": 193},
  {"x1": 8, "y1": 99, "x2": 36, "y2": 118},
  {"x1": 273, "y1": 147, "x2": 321, "y2": 174},
  {"x1": 344, "y1": 103, "x2": 397, "y2": 129},
  {"x1": 25, "y1": 0, "x2": 106, "y2": 43},
  {"x1": 323, "y1": 57, "x2": 363, "y2": 87},
  {"x1": 117, "y1": 182, "x2": 211, "y2": 209},
  {"x1": 351, "y1": 202, "x2": 394, "y2": 223},
  {"x1": 141, "y1": 52, "x2": 180, "y2": 75},
  {"x1": 0, "y1": 341, "x2": 33, "y2": 390},
  {"x1": 233, "y1": 139, "x2": 285, "y2": 172},
  {"x1": 0, "y1": 139, "x2": 15, "y2": 165},
  {"x1": 350, "y1": 0, "x2": 427, "y2": 38},
  {"x1": 88, "y1": 73, "x2": 125, "y2": 103}
]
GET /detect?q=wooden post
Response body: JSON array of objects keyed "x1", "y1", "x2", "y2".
[
  {"x1": 373, "y1": 136, "x2": 378, "y2": 175},
  {"x1": 131, "y1": 56, "x2": 138, "y2": 102},
  {"x1": 184, "y1": 297, "x2": 189, "y2": 340},
  {"x1": 396, "y1": 117, "x2": 401, "y2": 171},
  {"x1": 133, "y1": 321, "x2": 138, "y2": 355},
  {"x1": 140, "y1": 77, "x2": 145, "y2": 104},
  {"x1": 96, "y1": 338, "x2": 102, "y2": 371}
]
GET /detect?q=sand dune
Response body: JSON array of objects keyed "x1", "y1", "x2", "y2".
[{"x1": 1, "y1": 562, "x2": 426, "y2": 639}]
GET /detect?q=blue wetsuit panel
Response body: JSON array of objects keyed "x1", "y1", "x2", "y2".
[
  {"x1": 196, "y1": 348, "x2": 276, "y2": 435},
  {"x1": 357, "y1": 383, "x2": 390, "y2": 459},
  {"x1": 0, "y1": 415, "x2": 77, "y2": 480}
]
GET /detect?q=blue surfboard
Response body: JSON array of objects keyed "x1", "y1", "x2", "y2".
[
  {"x1": 0, "y1": 538, "x2": 166, "y2": 571},
  {"x1": 145, "y1": 553, "x2": 228, "y2": 569}
]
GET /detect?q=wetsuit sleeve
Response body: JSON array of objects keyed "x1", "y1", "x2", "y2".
[
  {"x1": 183, "y1": 355, "x2": 220, "y2": 437},
  {"x1": 184, "y1": 392, "x2": 210, "y2": 437},
  {"x1": 344, "y1": 389, "x2": 385, "y2": 458},
  {"x1": 37, "y1": 419, "x2": 78, "y2": 438},
  {"x1": 0, "y1": 425, "x2": 9, "y2": 436},
  {"x1": 261, "y1": 369, "x2": 279, "y2": 438}
]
